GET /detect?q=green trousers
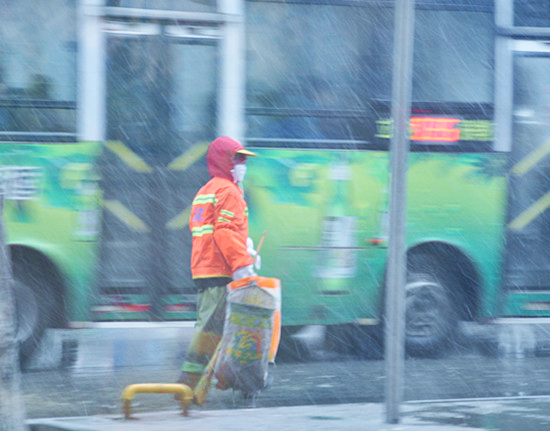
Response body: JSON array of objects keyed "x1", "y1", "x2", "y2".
[{"x1": 181, "y1": 285, "x2": 227, "y2": 375}]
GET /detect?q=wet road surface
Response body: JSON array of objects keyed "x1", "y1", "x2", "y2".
[{"x1": 19, "y1": 323, "x2": 550, "y2": 420}]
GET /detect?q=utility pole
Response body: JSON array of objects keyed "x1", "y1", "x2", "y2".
[
  {"x1": 0, "y1": 197, "x2": 28, "y2": 431},
  {"x1": 385, "y1": 0, "x2": 415, "y2": 424}
]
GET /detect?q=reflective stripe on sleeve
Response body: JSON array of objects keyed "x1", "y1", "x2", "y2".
[
  {"x1": 192, "y1": 225, "x2": 214, "y2": 237},
  {"x1": 192, "y1": 194, "x2": 217, "y2": 205},
  {"x1": 220, "y1": 209, "x2": 234, "y2": 218}
]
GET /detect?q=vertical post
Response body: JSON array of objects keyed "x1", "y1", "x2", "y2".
[
  {"x1": 78, "y1": 0, "x2": 106, "y2": 142},
  {"x1": 218, "y1": 0, "x2": 246, "y2": 141},
  {"x1": 494, "y1": 0, "x2": 514, "y2": 152},
  {"x1": 385, "y1": 0, "x2": 415, "y2": 424},
  {"x1": 0, "y1": 197, "x2": 28, "y2": 431}
]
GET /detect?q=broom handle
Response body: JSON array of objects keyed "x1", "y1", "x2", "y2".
[
  {"x1": 254, "y1": 231, "x2": 267, "y2": 266},
  {"x1": 193, "y1": 340, "x2": 222, "y2": 404}
]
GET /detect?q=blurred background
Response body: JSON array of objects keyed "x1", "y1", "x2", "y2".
[{"x1": 3, "y1": 0, "x2": 550, "y2": 422}]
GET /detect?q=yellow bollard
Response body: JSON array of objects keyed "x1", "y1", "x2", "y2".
[{"x1": 121, "y1": 383, "x2": 193, "y2": 419}]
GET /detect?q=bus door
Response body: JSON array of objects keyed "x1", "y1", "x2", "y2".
[
  {"x1": 94, "y1": 18, "x2": 219, "y2": 321},
  {"x1": 503, "y1": 40, "x2": 550, "y2": 316}
]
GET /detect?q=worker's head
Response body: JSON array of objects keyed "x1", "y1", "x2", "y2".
[{"x1": 206, "y1": 136, "x2": 257, "y2": 183}]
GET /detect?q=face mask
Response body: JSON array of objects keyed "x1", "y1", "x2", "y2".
[{"x1": 231, "y1": 163, "x2": 247, "y2": 184}]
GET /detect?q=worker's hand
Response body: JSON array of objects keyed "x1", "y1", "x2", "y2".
[
  {"x1": 247, "y1": 237, "x2": 262, "y2": 270},
  {"x1": 232, "y1": 264, "x2": 256, "y2": 281}
]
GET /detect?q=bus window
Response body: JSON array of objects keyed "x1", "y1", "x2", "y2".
[
  {"x1": 413, "y1": 10, "x2": 493, "y2": 104},
  {"x1": 513, "y1": 0, "x2": 550, "y2": 27},
  {"x1": 245, "y1": 1, "x2": 493, "y2": 149},
  {"x1": 0, "y1": 0, "x2": 76, "y2": 141},
  {"x1": 246, "y1": 1, "x2": 379, "y2": 146}
]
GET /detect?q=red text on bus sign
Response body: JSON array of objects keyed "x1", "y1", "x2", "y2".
[{"x1": 410, "y1": 117, "x2": 461, "y2": 142}]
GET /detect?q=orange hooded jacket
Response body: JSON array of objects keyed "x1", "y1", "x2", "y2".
[{"x1": 189, "y1": 137, "x2": 254, "y2": 284}]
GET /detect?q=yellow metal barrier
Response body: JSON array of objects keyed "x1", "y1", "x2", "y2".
[{"x1": 121, "y1": 383, "x2": 193, "y2": 419}]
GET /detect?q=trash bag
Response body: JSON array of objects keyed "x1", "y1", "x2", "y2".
[{"x1": 214, "y1": 276, "x2": 281, "y2": 394}]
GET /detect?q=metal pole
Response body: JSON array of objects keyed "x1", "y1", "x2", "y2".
[
  {"x1": 218, "y1": 0, "x2": 246, "y2": 141},
  {"x1": 494, "y1": 0, "x2": 514, "y2": 153},
  {"x1": 385, "y1": 0, "x2": 415, "y2": 424},
  {"x1": 77, "y1": 0, "x2": 106, "y2": 142}
]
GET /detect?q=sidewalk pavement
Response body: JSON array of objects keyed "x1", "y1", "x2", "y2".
[{"x1": 27, "y1": 396, "x2": 550, "y2": 431}]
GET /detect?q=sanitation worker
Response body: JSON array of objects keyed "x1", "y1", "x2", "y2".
[{"x1": 177, "y1": 136, "x2": 260, "y2": 390}]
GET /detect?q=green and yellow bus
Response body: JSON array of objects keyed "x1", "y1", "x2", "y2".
[
  {"x1": 0, "y1": 141, "x2": 102, "y2": 359},
  {"x1": 2, "y1": 0, "x2": 550, "y2": 360}
]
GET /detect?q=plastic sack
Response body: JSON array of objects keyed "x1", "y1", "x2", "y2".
[{"x1": 214, "y1": 276, "x2": 281, "y2": 394}]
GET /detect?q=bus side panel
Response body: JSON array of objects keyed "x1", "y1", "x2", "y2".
[
  {"x1": 1, "y1": 141, "x2": 102, "y2": 322},
  {"x1": 248, "y1": 150, "x2": 508, "y2": 327},
  {"x1": 247, "y1": 148, "x2": 390, "y2": 327},
  {"x1": 406, "y1": 152, "x2": 508, "y2": 318}
]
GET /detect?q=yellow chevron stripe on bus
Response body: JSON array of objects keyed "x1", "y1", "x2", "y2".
[
  {"x1": 509, "y1": 190, "x2": 550, "y2": 231},
  {"x1": 102, "y1": 199, "x2": 151, "y2": 233},
  {"x1": 168, "y1": 142, "x2": 209, "y2": 171},
  {"x1": 166, "y1": 206, "x2": 192, "y2": 230},
  {"x1": 105, "y1": 141, "x2": 153, "y2": 173},
  {"x1": 511, "y1": 138, "x2": 550, "y2": 176}
]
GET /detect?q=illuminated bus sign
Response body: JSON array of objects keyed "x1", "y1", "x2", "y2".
[
  {"x1": 410, "y1": 117, "x2": 461, "y2": 142},
  {"x1": 375, "y1": 117, "x2": 493, "y2": 144}
]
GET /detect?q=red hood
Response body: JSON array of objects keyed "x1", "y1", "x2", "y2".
[{"x1": 206, "y1": 136, "x2": 246, "y2": 181}]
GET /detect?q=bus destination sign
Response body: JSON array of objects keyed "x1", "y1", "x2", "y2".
[{"x1": 375, "y1": 116, "x2": 493, "y2": 144}]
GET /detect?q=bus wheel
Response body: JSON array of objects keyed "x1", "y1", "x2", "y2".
[
  {"x1": 12, "y1": 258, "x2": 59, "y2": 363},
  {"x1": 405, "y1": 256, "x2": 456, "y2": 357}
]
